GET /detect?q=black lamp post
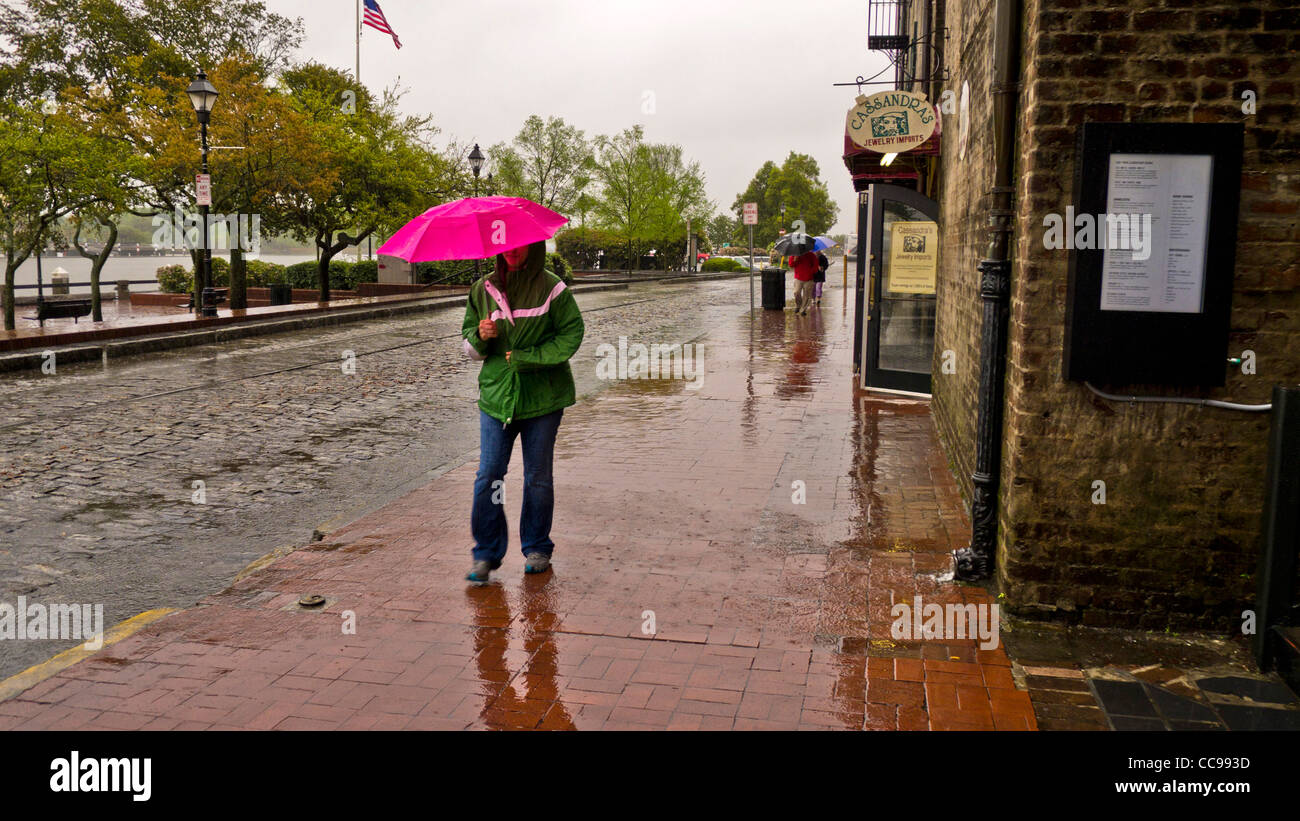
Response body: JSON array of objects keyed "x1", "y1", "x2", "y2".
[
  {"x1": 186, "y1": 70, "x2": 219, "y2": 317},
  {"x1": 468, "y1": 143, "x2": 485, "y2": 273}
]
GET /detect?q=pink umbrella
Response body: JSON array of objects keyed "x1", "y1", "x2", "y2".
[{"x1": 377, "y1": 196, "x2": 569, "y2": 261}]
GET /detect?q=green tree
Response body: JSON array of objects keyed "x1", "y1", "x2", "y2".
[
  {"x1": 0, "y1": 100, "x2": 48, "y2": 329},
  {"x1": 732, "y1": 152, "x2": 838, "y2": 246},
  {"x1": 60, "y1": 83, "x2": 149, "y2": 320},
  {"x1": 199, "y1": 55, "x2": 315, "y2": 308},
  {"x1": 0, "y1": 0, "x2": 152, "y2": 100},
  {"x1": 590, "y1": 126, "x2": 710, "y2": 271},
  {"x1": 0, "y1": 97, "x2": 110, "y2": 328},
  {"x1": 590, "y1": 126, "x2": 654, "y2": 272},
  {"x1": 706, "y1": 212, "x2": 739, "y2": 250},
  {"x1": 640, "y1": 142, "x2": 711, "y2": 240},
  {"x1": 0, "y1": 0, "x2": 305, "y2": 318},
  {"x1": 135, "y1": 0, "x2": 302, "y2": 76},
  {"x1": 489, "y1": 115, "x2": 593, "y2": 214},
  {"x1": 278, "y1": 63, "x2": 440, "y2": 300}
]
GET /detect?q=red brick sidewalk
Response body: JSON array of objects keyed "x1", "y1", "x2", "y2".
[{"x1": 0, "y1": 285, "x2": 1035, "y2": 730}]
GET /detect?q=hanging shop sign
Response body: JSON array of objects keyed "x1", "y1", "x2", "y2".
[
  {"x1": 887, "y1": 221, "x2": 938, "y2": 294},
  {"x1": 846, "y1": 90, "x2": 938, "y2": 154}
]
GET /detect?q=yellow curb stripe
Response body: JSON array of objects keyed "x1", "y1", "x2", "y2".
[
  {"x1": 0, "y1": 607, "x2": 178, "y2": 703},
  {"x1": 234, "y1": 543, "x2": 301, "y2": 583}
]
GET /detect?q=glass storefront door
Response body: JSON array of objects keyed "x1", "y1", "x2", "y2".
[{"x1": 862, "y1": 184, "x2": 939, "y2": 395}]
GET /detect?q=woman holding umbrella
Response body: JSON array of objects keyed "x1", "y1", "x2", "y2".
[
  {"x1": 461, "y1": 238, "x2": 584, "y2": 582},
  {"x1": 378, "y1": 197, "x2": 584, "y2": 584}
]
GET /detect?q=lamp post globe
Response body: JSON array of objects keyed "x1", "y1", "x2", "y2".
[
  {"x1": 186, "y1": 70, "x2": 219, "y2": 123},
  {"x1": 468, "y1": 143, "x2": 485, "y2": 182}
]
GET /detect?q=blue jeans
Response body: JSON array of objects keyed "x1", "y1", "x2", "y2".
[{"x1": 471, "y1": 408, "x2": 563, "y2": 564}]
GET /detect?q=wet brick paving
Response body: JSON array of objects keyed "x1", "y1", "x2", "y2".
[
  {"x1": 0, "y1": 278, "x2": 1040, "y2": 730},
  {"x1": 0, "y1": 278, "x2": 765, "y2": 678}
]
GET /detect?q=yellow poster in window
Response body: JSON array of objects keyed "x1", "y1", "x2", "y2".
[{"x1": 887, "y1": 221, "x2": 938, "y2": 294}]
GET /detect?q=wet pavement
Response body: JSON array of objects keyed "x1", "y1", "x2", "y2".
[
  {"x1": 0, "y1": 279, "x2": 759, "y2": 678},
  {"x1": 0, "y1": 278, "x2": 1037, "y2": 730}
]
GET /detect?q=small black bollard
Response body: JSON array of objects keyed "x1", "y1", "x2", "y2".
[
  {"x1": 201, "y1": 287, "x2": 218, "y2": 317},
  {"x1": 1254, "y1": 384, "x2": 1300, "y2": 672}
]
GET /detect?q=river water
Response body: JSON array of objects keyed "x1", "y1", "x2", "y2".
[{"x1": 2, "y1": 252, "x2": 318, "y2": 296}]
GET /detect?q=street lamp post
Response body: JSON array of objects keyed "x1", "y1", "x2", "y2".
[
  {"x1": 469, "y1": 143, "x2": 485, "y2": 275},
  {"x1": 187, "y1": 70, "x2": 219, "y2": 317}
]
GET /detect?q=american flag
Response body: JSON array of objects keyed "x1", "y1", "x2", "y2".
[{"x1": 363, "y1": 0, "x2": 402, "y2": 49}]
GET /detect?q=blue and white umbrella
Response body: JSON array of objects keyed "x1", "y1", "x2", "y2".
[{"x1": 774, "y1": 234, "x2": 836, "y2": 256}]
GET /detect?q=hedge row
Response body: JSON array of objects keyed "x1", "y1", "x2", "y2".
[
  {"x1": 156, "y1": 258, "x2": 380, "y2": 293},
  {"x1": 701, "y1": 256, "x2": 746, "y2": 272},
  {"x1": 555, "y1": 227, "x2": 691, "y2": 271}
]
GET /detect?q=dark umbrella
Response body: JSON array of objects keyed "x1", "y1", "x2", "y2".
[{"x1": 773, "y1": 234, "x2": 817, "y2": 256}]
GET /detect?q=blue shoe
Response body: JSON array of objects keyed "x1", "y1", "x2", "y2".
[
  {"x1": 466, "y1": 559, "x2": 501, "y2": 583},
  {"x1": 523, "y1": 553, "x2": 551, "y2": 574}
]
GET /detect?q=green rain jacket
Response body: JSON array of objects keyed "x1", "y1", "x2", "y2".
[{"x1": 461, "y1": 248, "x2": 585, "y2": 425}]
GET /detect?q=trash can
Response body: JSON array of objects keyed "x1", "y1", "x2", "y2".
[
  {"x1": 115, "y1": 280, "x2": 131, "y2": 303},
  {"x1": 51, "y1": 267, "x2": 70, "y2": 295},
  {"x1": 270, "y1": 283, "x2": 293, "y2": 306},
  {"x1": 761, "y1": 267, "x2": 786, "y2": 310}
]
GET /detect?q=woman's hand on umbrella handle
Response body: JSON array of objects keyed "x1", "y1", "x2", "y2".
[
  {"x1": 505, "y1": 350, "x2": 512, "y2": 363},
  {"x1": 478, "y1": 319, "x2": 497, "y2": 340}
]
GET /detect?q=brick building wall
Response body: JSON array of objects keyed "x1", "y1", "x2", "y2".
[
  {"x1": 931, "y1": 0, "x2": 998, "y2": 505},
  {"x1": 929, "y1": 0, "x2": 1300, "y2": 629}
]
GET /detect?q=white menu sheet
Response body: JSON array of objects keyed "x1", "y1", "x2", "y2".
[{"x1": 1099, "y1": 153, "x2": 1213, "y2": 314}]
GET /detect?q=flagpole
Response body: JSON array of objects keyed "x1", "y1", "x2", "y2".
[{"x1": 356, "y1": 0, "x2": 363, "y2": 264}]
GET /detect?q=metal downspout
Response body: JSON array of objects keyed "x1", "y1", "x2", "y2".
[{"x1": 954, "y1": 0, "x2": 1023, "y2": 581}]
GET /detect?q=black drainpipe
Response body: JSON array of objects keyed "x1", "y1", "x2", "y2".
[{"x1": 955, "y1": 0, "x2": 1023, "y2": 581}]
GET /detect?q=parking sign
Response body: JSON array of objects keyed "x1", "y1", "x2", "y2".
[
  {"x1": 743, "y1": 202, "x2": 757, "y2": 225},
  {"x1": 196, "y1": 174, "x2": 211, "y2": 206}
]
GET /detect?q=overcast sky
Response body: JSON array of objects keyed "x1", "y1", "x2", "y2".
[{"x1": 271, "y1": 0, "x2": 890, "y2": 236}]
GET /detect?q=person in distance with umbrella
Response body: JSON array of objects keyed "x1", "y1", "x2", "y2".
[{"x1": 787, "y1": 249, "x2": 820, "y2": 315}]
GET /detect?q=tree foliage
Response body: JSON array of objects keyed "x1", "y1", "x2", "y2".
[
  {"x1": 585, "y1": 126, "x2": 711, "y2": 270},
  {"x1": 732, "y1": 152, "x2": 838, "y2": 247},
  {"x1": 276, "y1": 63, "x2": 444, "y2": 300},
  {"x1": 489, "y1": 115, "x2": 593, "y2": 214}
]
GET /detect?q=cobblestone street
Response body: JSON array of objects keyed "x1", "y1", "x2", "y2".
[{"x1": 0, "y1": 276, "x2": 770, "y2": 677}]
